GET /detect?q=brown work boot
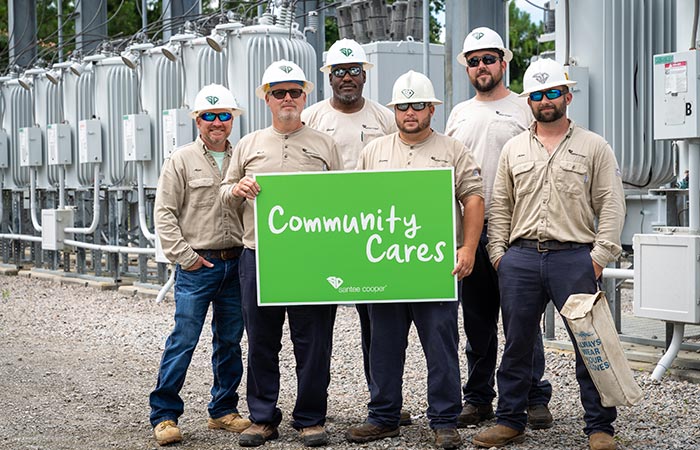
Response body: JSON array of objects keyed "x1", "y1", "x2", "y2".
[
  {"x1": 589, "y1": 432, "x2": 617, "y2": 450},
  {"x1": 434, "y1": 427, "x2": 462, "y2": 449},
  {"x1": 400, "y1": 410, "x2": 413, "y2": 426},
  {"x1": 300, "y1": 425, "x2": 329, "y2": 447},
  {"x1": 345, "y1": 422, "x2": 400, "y2": 443},
  {"x1": 153, "y1": 420, "x2": 182, "y2": 446},
  {"x1": 457, "y1": 403, "x2": 495, "y2": 427},
  {"x1": 239, "y1": 423, "x2": 279, "y2": 447},
  {"x1": 472, "y1": 424, "x2": 525, "y2": 448},
  {"x1": 527, "y1": 404, "x2": 553, "y2": 429},
  {"x1": 208, "y1": 412, "x2": 251, "y2": 433}
]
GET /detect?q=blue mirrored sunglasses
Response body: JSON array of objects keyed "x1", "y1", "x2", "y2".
[
  {"x1": 528, "y1": 88, "x2": 566, "y2": 102},
  {"x1": 199, "y1": 111, "x2": 233, "y2": 122},
  {"x1": 331, "y1": 66, "x2": 363, "y2": 78}
]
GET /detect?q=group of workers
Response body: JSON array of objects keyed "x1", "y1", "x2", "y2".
[{"x1": 147, "y1": 25, "x2": 626, "y2": 450}]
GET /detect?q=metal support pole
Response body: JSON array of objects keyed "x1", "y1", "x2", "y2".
[{"x1": 8, "y1": 0, "x2": 37, "y2": 68}]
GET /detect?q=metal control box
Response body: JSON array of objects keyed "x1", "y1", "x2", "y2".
[
  {"x1": 162, "y1": 108, "x2": 194, "y2": 158},
  {"x1": 653, "y1": 50, "x2": 700, "y2": 139},
  {"x1": 633, "y1": 234, "x2": 700, "y2": 323},
  {"x1": 47, "y1": 123, "x2": 72, "y2": 165},
  {"x1": 41, "y1": 208, "x2": 75, "y2": 251},
  {"x1": 123, "y1": 113, "x2": 152, "y2": 161},
  {"x1": 19, "y1": 127, "x2": 43, "y2": 167},
  {"x1": 0, "y1": 129, "x2": 8, "y2": 168},
  {"x1": 78, "y1": 119, "x2": 102, "y2": 163}
]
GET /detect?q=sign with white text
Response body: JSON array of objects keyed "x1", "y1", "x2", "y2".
[{"x1": 254, "y1": 169, "x2": 458, "y2": 306}]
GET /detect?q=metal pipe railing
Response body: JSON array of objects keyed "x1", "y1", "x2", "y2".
[{"x1": 63, "y1": 238, "x2": 156, "y2": 255}]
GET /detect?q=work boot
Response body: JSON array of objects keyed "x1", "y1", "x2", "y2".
[
  {"x1": 457, "y1": 403, "x2": 495, "y2": 427},
  {"x1": 208, "y1": 412, "x2": 251, "y2": 433},
  {"x1": 472, "y1": 424, "x2": 525, "y2": 448},
  {"x1": 527, "y1": 404, "x2": 553, "y2": 429},
  {"x1": 400, "y1": 410, "x2": 413, "y2": 426},
  {"x1": 300, "y1": 425, "x2": 329, "y2": 447},
  {"x1": 239, "y1": 423, "x2": 279, "y2": 447},
  {"x1": 153, "y1": 420, "x2": 182, "y2": 446},
  {"x1": 434, "y1": 427, "x2": 462, "y2": 449},
  {"x1": 589, "y1": 432, "x2": 617, "y2": 450},
  {"x1": 345, "y1": 422, "x2": 400, "y2": 443}
]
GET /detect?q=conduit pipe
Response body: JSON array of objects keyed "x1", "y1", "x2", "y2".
[
  {"x1": 58, "y1": 166, "x2": 66, "y2": 209},
  {"x1": 29, "y1": 168, "x2": 42, "y2": 232},
  {"x1": 137, "y1": 162, "x2": 156, "y2": 242},
  {"x1": 156, "y1": 270, "x2": 176, "y2": 304},
  {"x1": 651, "y1": 323, "x2": 685, "y2": 381},
  {"x1": 689, "y1": 141, "x2": 700, "y2": 231},
  {"x1": 63, "y1": 238, "x2": 156, "y2": 255},
  {"x1": 601, "y1": 268, "x2": 633, "y2": 280},
  {"x1": 0, "y1": 233, "x2": 42, "y2": 242},
  {"x1": 65, "y1": 165, "x2": 100, "y2": 234}
]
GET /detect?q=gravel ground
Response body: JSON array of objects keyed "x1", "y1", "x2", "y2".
[{"x1": 1, "y1": 274, "x2": 699, "y2": 450}]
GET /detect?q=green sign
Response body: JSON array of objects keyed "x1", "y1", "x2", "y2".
[
  {"x1": 254, "y1": 169, "x2": 458, "y2": 306},
  {"x1": 654, "y1": 54, "x2": 674, "y2": 65}
]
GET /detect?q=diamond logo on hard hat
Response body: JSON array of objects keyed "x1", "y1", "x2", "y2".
[
  {"x1": 340, "y1": 48, "x2": 353, "y2": 57},
  {"x1": 279, "y1": 65, "x2": 293, "y2": 74},
  {"x1": 401, "y1": 89, "x2": 415, "y2": 98},
  {"x1": 206, "y1": 95, "x2": 219, "y2": 105},
  {"x1": 472, "y1": 31, "x2": 484, "y2": 40},
  {"x1": 532, "y1": 72, "x2": 549, "y2": 84}
]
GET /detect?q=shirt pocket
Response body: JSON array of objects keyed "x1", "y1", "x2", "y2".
[
  {"x1": 511, "y1": 161, "x2": 538, "y2": 197},
  {"x1": 187, "y1": 177, "x2": 215, "y2": 208},
  {"x1": 555, "y1": 160, "x2": 588, "y2": 197},
  {"x1": 301, "y1": 148, "x2": 329, "y2": 171}
]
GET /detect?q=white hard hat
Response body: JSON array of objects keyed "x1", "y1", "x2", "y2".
[
  {"x1": 191, "y1": 84, "x2": 244, "y2": 118},
  {"x1": 520, "y1": 58, "x2": 577, "y2": 97},
  {"x1": 387, "y1": 70, "x2": 443, "y2": 107},
  {"x1": 456, "y1": 26, "x2": 513, "y2": 66},
  {"x1": 255, "y1": 60, "x2": 314, "y2": 99},
  {"x1": 320, "y1": 38, "x2": 374, "y2": 73}
]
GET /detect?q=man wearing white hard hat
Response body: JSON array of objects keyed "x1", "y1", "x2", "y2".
[
  {"x1": 301, "y1": 38, "x2": 410, "y2": 425},
  {"x1": 221, "y1": 60, "x2": 343, "y2": 448},
  {"x1": 446, "y1": 26, "x2": 553, "y2": 430},
  {"x1": 474, "y1": 59, "x2": 625, "y2": 450},
  {"x1": 150, "y1": 84, "x2": 250, "y2": 445},
  {"x1": 345, "y1": 70, "x2": 484, "y2": 450}
]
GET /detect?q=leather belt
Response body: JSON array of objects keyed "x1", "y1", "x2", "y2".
[
  {"x1": 512, "y1": 239, "x2": 590, "y2": 253},
  {"x1": 194, "y1": 247, "x2": 243, "y2": 260}
]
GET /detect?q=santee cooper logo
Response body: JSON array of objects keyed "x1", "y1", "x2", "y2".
[{"x1": 327, "y1": 275, "x2": 387, "y2": 293}]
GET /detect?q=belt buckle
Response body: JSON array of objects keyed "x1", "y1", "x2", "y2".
[{"x1": 537, "y1": 241, "x2": 549, "y2": 253}]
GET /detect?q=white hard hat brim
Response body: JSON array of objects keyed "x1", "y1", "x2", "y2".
[
  {"x1": 386, "y1": 97, "x2": 443, "y2": 107},
  {"x1": 519, "y1": 79, "x2": 577, "y2": 97},
  {"x1": 456, "y1": 47, "x2": 513, "y2": 67},
  {"x1": 255, "y1": 80, "x2": 315, "y2": 100}
]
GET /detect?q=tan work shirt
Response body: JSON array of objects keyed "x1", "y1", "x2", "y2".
[
  {"x1": 221, "y1": 125, "x2": 343, "y2": 249},
  {"x1": 487, "y1": 120, "x2": 626, "y2": 268},
  {"x1": 155, "y1": 137, "x2": 243, "y2": 268},
  {"x1": 357, "y1": 131, "x2": 484, "y2": 246},
  {"x1": 445, "y1": 92, "x2": 532, "y2": 217},
  {"x1": 301, "y1": 98, "x2": 397, "y2": 170}
]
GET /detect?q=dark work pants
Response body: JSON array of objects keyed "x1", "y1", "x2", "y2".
[
  {"x1": 239, "y1": 248, "x2": 337, "y2": 430},
  {"x1": 460, "y1": 228, "x2": 552, "y2": 406},
  {"x1": 356, "y1": 303, "x2": 373, "y2": 389},
  {"x1": 496, "y1": 245, "x2": 616, "y2": 435},
  {"x1": 366, "y1": 301, "x2": 461, "y2": 429}
]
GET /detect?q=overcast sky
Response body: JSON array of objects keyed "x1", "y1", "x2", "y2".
[{"x1": 515, "y1": 0, "x2": 549, "y2": 24}]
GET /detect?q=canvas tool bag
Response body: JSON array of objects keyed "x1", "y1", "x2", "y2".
[{"x1": 560, "y1": 291, "x2": 642, "y2": 407}]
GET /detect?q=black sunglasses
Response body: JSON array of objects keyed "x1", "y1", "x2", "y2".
[
  {"x1": 199, "y1": 111, "x2": 233, "y2": 122},
  {"x1": 269, "y1": 88, "x2": 304, "y2": 100},
  {"x1": 466, "y1": 54, "x2": 501, "y2": 68},
  {"x1": 395, "y1": 102, "x2": 429, "y2": 112},
  {"x1": 331, "y1": 66, "x2": 363, "y2": 78},
  {"x1": 528, "y1": 88, "x2": 566, "y2": 102}
]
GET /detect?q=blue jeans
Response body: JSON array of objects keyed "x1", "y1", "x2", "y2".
[
  {"x1": 239, "y1": 249, "x2": 336, "y2": 430},
  {"x1": 366, "y1": 301, "x2": 461, "y2": 429},
  {"x1": 496, "y1": 245, "x2": 616, "y2": 435},
  {"x1": 149, "y1": 258, "x2": 244, "y2": 426},
  {"x1": 460, "y1": 229, "x2": 551, "y2": 406}
]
